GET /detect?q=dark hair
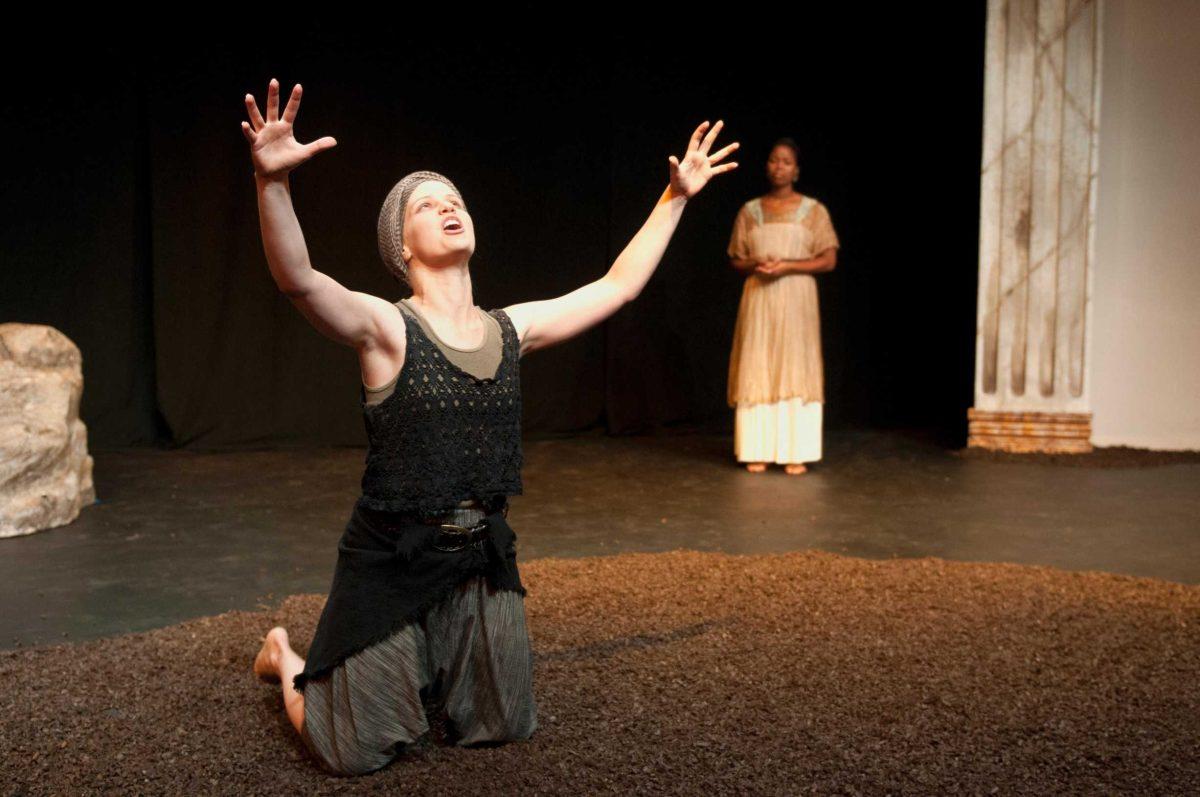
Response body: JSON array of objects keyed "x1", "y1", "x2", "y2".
[{"x1": 769, "y1": 137, "x2": 800, "y2": 164}]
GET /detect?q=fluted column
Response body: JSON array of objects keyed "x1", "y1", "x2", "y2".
[{"x1": 969, "y1": 0, "x2": 1102, "y2": 453}]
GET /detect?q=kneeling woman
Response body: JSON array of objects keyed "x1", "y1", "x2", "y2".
[{"x1": 242, "y1": 78, "x2": 737, "y2": 775}]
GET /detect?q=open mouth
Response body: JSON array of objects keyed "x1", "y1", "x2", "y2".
[{"x1": 442, "y1": 217, "x2": 464, "y2": 234}]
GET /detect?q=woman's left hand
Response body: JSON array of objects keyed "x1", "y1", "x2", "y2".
[{"x1": 669, "y1": 120, "x2": 739, "y2": 199}]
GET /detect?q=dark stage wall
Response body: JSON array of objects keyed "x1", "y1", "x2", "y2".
[{"x1": 1, "y1": 15, "x2": 985, "y2": 450}]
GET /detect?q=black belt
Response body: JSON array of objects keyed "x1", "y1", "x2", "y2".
[{"x1": 421, "y1": 499, "x2": 509, "y2": 553}]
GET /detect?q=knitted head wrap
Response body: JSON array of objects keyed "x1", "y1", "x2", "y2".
[{"x1": 377, "y1": 170, "x2": 464, "y2": 284}]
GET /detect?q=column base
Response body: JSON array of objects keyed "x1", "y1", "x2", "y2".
[{"x1": 967, "y1": 409, "x2": 1093, "y2": 454}]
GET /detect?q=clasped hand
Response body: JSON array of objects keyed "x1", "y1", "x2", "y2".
[{"x1": 755, "y1": 258, "x2": 793, "y2": 277}]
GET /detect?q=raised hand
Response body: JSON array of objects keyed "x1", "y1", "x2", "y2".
[
  {"x1": 241, "y1": 78, "x2": 337, "y2": 179},
  {"x1": 668, "y1": 120, "x2": 739, "y2": 199}
]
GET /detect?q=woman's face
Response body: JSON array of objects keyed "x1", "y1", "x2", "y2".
[
  {"x1": 766, "y1": 146, "x2": 799, "y2": 188},
  {"x1": 402, "y1": 180, "x2": 476, "y2": 267}
]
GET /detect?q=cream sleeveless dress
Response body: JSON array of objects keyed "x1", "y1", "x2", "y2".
[{"x1": 726, "y1": 196, "x2": 837, "y2": 465}]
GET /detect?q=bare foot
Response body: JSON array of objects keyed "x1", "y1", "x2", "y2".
[
  {"x1": 745, "y1": 462, "x2": 767, "y2": 473},
  {"x1": 784, "y1": 464, "x2": 807, "y2": 475},
  {"x1": 253, "y1": 626, "x2": 289, "y2": 683}
]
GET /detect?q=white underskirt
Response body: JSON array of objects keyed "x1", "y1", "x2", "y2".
[{"x1": 734, "y1": 398, "x2": 823, "y2": 464}]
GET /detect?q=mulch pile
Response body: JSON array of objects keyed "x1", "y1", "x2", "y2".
[
  {"x1": 3, "y1": 549, "x2": 1197, "y2": 795},
  {"x1": 956, "y1": 445, "x2": 1200, "y2": 468}
]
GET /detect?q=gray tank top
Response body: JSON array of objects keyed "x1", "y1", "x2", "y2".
[{"x1": 362, "y1": 298, "x2": 504, "y2": 408}]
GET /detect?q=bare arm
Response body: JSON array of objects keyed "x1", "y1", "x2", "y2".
[
  {"x1": 729, "y1": 256, "x2": 762, "y2": 273},
  {"x1": 243, "y1": 78, "x2": 396, "y2": 350},
  {"x1": 806, "y1": 247, "x2": 839, "y2": 272},
  {"x1": 505, "y1": 120, "x2": 739, "y2": 356},
  {"x1": 503, "y1": 184, "x2": 687, "y2": 357},
  {"x1": 254, "y1": 173, "x2": 396, "y2": 348}
]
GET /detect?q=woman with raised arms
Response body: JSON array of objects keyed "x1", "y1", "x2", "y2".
[{"x1": 244, "y1": 78, "x2": 738, "y2": 776}]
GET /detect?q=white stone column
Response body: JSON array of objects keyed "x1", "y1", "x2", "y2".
[{"x1": 969, "y1": 0, "x2": 1102, "y2": 453}]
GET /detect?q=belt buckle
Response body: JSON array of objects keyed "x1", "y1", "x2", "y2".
[{"x1": 432, "y1": 520, "x2": 487, "y2": 553}]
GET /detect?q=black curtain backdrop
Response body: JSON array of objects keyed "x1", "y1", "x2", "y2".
[{"x1": 2, "y1": 13, "x2": 985, "y2": 451}]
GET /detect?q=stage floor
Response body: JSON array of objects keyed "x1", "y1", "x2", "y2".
[{"x1": 3, "y1": 429, "x2": 1198, "y2": 649}]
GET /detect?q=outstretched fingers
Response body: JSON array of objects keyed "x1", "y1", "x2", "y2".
[
  {"x1": 281, "y1": 83, "x2": 302, "y2": 125},
  {"x1": 244, "y1": 92, "x2": 266, "y2": 131},
  {"x1": 708, "y1": 140, "x2": 739, "y2": 164},
  {"x1": 686, "y1": 121, "x2": 711, "y2": 154},
  {"x1": 699, "y1": 119, "x2": 725, "y2": 154},
  {"x1": 246, "y1": 79, "x2": 302, "y2": 132},
  {"x1": 266, "y1": 78, "x2": 279, "y2": 123},
  {"x1": 305, "y1": 136, "x2": 338, "y2": 157}
]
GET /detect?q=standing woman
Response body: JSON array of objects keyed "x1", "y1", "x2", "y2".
[
  {"x1": 726, "y1": 138, "x2": 840, "y2": 474},
  {"x1": 242, "y1": 78, "x2": 738, "y2": 776}
]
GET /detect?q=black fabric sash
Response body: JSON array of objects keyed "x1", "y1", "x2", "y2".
[{"x1": 293, "y1": 497, "x2": 526, "y2": 692}]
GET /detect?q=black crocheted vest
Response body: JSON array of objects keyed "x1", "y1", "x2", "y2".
[{"x1": 358, "y1": 304, "x2": 523, "y2": 517}]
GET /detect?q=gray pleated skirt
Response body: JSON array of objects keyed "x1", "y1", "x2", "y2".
[{"x1": 299, "y1": 503, "x2": 538, "y2": 776}]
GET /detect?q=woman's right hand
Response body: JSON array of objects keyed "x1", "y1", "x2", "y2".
[
  {"x1": 754, "y1": 258, "x2": 782, "y2": 276},
  {"x1": 241, "y1": 78, "x2": 337, "y2": 179}
]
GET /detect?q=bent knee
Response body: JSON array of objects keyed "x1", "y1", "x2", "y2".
[
  {"x1": 302, "y1": 718, "x2": 422, "y2": 777},
  {"x1": 305, "y1": 736, "x2": 416, "y2": 778},
  {"x1": 451, "y1": 701, "x2": 538, "y2": 747}
]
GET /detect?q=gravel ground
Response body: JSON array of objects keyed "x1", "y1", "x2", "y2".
[
  {"x1": 956, "y1": 445, "x2": 1200, "y2": 468},
  {"x1": 2, "y1": 549, "x2": 1197, "y2": 796}
]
